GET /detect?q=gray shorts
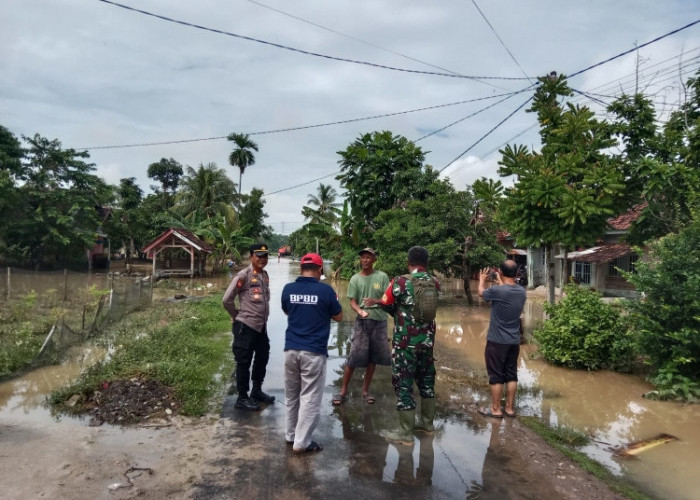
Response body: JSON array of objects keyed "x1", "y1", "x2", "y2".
[{"x1": 347, "y1": 318, "x2": 391, "y2": 368}]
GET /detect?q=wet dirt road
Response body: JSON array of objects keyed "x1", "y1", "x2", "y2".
[{"x1": 187, "y1": 260, "x2": 624, "y2": 500}]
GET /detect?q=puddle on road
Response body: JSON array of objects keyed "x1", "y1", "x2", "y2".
[
  {"x1": 0, "y1": 344, "x2": 106, "y2": 424},
  {"x1": 2, "y1": 260, "x2": 698, "y2": 500}
]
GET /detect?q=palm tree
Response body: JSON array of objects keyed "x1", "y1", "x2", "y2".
[
  {"x1": 227, "y1": 132, "x2": 259, "y2": 201},
  {"x1": 173, "y1": 162, "x2": 237, "y2": 222},
  {"x1": 302, "y1": 183, "x2": 342, "y2": 226}
]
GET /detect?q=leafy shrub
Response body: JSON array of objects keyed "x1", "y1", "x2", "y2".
[
  {"x1": 624, "y1": 222, "x2": 700, "y2": 401},
  {"x1": 534, "y1": 284, "x2": 633, "y2": 370}
]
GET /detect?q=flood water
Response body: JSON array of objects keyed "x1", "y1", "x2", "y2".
[{"x1": 1, "y1": 259, "x2": 698, "y2": 500}]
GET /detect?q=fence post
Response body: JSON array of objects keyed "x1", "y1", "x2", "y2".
[
  {"x1": 109, "y1": 275, "x2": 114, "y2": 313},
  {"x1": 63, "y1": 269, "x2": 68, "y2": 302},
  {"x1": 6, "y1": 267, "x2": 9, "y2": 301}
]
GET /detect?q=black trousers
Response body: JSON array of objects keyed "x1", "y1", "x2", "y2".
[{"x1": 232, "y1": 321, "x2": 270, "y2": 395}]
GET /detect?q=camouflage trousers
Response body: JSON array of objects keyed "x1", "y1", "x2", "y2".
[{"x1": 391, "y1": 345, "x2": 436, "y2": 410}]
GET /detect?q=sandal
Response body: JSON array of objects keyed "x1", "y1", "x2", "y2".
[
  {"x1": 292, "y1": 441, "x2": 323, "y2": 454},
  {"x1": 361, "y1": 393, "x2": 376, "y2": 404},
  {"x1": 331, "y1": 394, "x2": 346, "y2": 406},
  {"x1": 504, "y1": 410, "x2": 517, "y2": 418},
  {"x1": 477, "y1": 407, "x2": 504, "y2": 418}
]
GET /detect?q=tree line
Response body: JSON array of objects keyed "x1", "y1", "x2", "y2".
[
  {"x1": 0, "y1": 130, "x2": 270, "y2": 272},
  {"x1": 1, "y1": 71, "x2": 697, "y2": 398}
]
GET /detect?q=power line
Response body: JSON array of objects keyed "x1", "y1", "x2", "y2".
[
  {"x1": 439, "y1": 96, "x2": 534, "y2": 173},
  {"x1": 266, "y1": 172, "x2": 339, "y2": 196},
  {"x1": 571, "y1": 88, "x2": 611, "y2": 108},
  {"x1": 245, "y1": 0, "x2": 488, "y2": 84},
  {"x1": 415, "y1": 86, "x2": 534, "y2": 142},
  {"x1": 568, "y1": 19, "x2": 700, "y2": 79},
  {"x1": 95, "y1": 0, "x2": 529, "y2": 82},
  {"x1": 78, "y1": 22, "x2": 698, "y2": 151},
  {"x1": 471, "y1": 0, "x2": 534, "y2": 85},
  {"x1": 79, "y1": 92, "x2": 523, "y2": 150},
  {"x1": 439, "y1": 123, "x2": 538, "y2": 180}
]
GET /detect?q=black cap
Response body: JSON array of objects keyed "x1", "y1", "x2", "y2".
[
  {"x1": 358, "y1": 247, "x2": 377, "y2": 256},
  {"x1": 249, "y1": 243, "x2": 270, "y2": 255}
]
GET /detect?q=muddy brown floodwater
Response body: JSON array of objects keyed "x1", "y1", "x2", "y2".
[{"x1": 0, "y1": 260, "x2": 698, "y2": 499}]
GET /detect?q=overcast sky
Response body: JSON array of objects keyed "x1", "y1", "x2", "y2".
[{"x1": 2, "y1": 0, "x2": 698, "y2": 235}]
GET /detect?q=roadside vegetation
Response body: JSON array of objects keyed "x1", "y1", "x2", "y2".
[
  {"x1": 534, "y1": 285, "x2": 635, "y2": 371},
  {"x1": 50, "y1": 294, "x2": 233, "y2": 417},
  {"x1": 0, "y1": 291, "x2": 56, "y2": 377}
]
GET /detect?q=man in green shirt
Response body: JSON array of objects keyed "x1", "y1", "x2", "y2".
[{"x1": 332, "y1": 248, "x2": 390, "y2": 406}]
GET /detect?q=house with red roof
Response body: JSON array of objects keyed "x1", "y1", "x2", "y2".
[{"x1": 545, "y1": 205, "x2": 644, "y2": 297}]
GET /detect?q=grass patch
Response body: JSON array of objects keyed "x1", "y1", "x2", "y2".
[
  {"x1": 521, "y1": 416, "x2": 654, "y2": 500},
  {"x1": 0, "y1": 293, "x2": 57, "y2": 377},
  {"x1": 50, "y1": 295, "x2": 234, "y2": 416}
]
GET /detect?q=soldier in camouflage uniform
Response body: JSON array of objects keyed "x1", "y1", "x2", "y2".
[{"x1": 364, "y1": 246, "x2": 440, "y2": 444}]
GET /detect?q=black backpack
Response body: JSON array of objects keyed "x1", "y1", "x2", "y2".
[{"x1": 404, "y1": 274, "x2": 438, "y2": 323}]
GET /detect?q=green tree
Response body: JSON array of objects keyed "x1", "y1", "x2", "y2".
[
  {"x1": 5, "y1": 133, "x2": 112, "y2": 268},
  {"x1": 0, "y1": 125, "x2": 23, "y2": 175},
  {"x1": 147, "y1": 157, "x2": 183, "y2": 202},
  {"x1": 373, "y1": 180, "x2": 503, "y2": 303},
  {"x1": 336, "y1": 130, "x2": 433, "y2": 227},
  {"x1": 609, "y1": 70, "x2": 700, "y2": 244},
  {"x1": 239, "y1": 187, "x2": 272, "y2": 241},
  {"x1": 302, "y1": 183, "x2": 342, "y2": 226},
  {"x1": 103, "y1": 177, "x2": 145, "y2": 270},
  {"x1": 172, "y1": 163, "x2": 237, "y2": 223},
  {"x1": 624, "y1": 221, "x2": 700, "y2": 401},
  {"x1": 498, "y1": 73, "x2": 625, "y2": 302},
  {"x1": 0, "y1": 126, "x2": 23, "y2": 255},
  {"x1": 227, "y1": 132, "x2": 258, "y2": 200}
]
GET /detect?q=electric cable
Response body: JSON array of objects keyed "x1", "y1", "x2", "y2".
[
  {"x1": 79, "y1": 91, "x2": 523, "y2": 150},
  {"x1": 415, "y1": 86, "x2": 535, "y2": 142},
  {"x1": 568, "y1": 19, "x2": 700, "y2": 79},
  {"x1": 439, "y1": 96, "x2": 534, "y2": 173},
  {"x1": 439, "y1": 123, "x2": 538, "y2": 180},
  {"x1": 266, "y1": 172, "x2": 339, "y2": 196},
  {"x1": 78, "y1": 24, "x2": 697, "y2": 151},
  {"x1": 471, "y1": 0, "x2": 534, "y2": 85},
  {"x1": 245, "y1": 0, "x2": 476, "y2": 81},
  {"x1": 95, "y1": 0, "x2": 529, "y2": 82}
]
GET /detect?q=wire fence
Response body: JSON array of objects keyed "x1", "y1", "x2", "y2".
[{"x1": 1, "y1": 267, "x2": 154, "y2": 360}]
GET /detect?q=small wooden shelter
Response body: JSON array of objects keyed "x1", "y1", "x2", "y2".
[{"x1": 141, "y1": 228, "x2": 213, "y2": 278}]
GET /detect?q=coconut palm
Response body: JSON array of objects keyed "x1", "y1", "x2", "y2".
[
  {"x1": 302, "y1": 183, "x2": 342, "y2": 226},
  {"x1": 172, "y1": 162, "x2": 237, "y2": 222},
  {"x1": 227, "y1": 132, "x2": 259, "y2": 201}
]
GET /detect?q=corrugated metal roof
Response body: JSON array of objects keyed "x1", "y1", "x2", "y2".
[{"x1": 556, "y1": 244, "x2": 632, "y2": 263}]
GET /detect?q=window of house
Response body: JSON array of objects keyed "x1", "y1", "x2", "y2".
[
  {"x1": 608, "y1": 254, "x2": 638, "y2": 276},
  {"x1": 574, "y1": 261, "x2": 591, "y2": 284}
]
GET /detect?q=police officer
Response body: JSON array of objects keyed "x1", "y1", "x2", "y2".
[{"x1": 223, "y1": 243, "x2": 275, "y2": 410}]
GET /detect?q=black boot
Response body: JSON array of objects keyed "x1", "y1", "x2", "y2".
[
  {"x1": 251, "y1": 384, "x2": 275, "y2": 404},
  {"x1": 234, "y1": 394, "x2": 261, "y2": 411}
]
